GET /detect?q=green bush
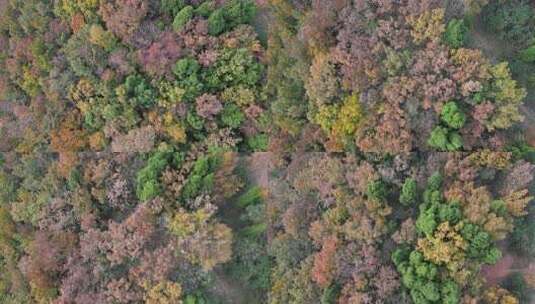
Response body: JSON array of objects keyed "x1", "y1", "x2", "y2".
[
  {"x1": 321, "y1": 284, "x2": 341, "y2": 304},
  {"x1": 237, "y1": 186, "x2": 263, "y2": 208},
  {"x1": 519, "y1": 44, "x2": 535, "y2": 62},
  {"x1": 242, "y1": 222, "x2": 267, "y2": 238},
  {"x1": 246, "y1": 134, "x2": 268, "y2": 151}
]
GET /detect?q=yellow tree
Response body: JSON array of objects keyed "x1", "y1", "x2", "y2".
[{"x1": 406, "y1": 9, "x2": 445, "y2": 45}]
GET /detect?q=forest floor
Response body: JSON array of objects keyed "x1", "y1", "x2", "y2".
[
  {"x1": 469, "y1": 16, "x2": 535, "y2": 288},
  {"x1": 206, "y1": 154, "x2": 271, "y2": 303},
  {"x1": 466, "y1": 15, "x2": 514, "y2": 63},
  {"x1": 481, "y1": 247, "x2": 535, "y2": 286}
]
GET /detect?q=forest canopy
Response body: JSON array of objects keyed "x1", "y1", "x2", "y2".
[{"x1": 0, "y1": 0, "x2": 534, "y2": 303}]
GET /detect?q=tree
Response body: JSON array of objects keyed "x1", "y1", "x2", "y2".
[
  {"x1": 99, "y1": 0, "x2": 149, "y2": 44},
  {"x1": 483, "y1": 286, "x2": 519, "y2": 304},
  {"x1": 460, "y1": 223, "x2": 502, "y2": 264},
  {"x1": 160, "y1": 0, "x2": 186, "y2": 16},
  {"x1": 136, "y1": 147, "x2": 183, "y2": 201},
  {"x1": 173, "y1": 6, "x2": 193, "y2": 32},
  {"x1": 220, "y1": 103, "x2": 244, "y2": 129},
  {"x1": 116, "y1": 74, "x2": 157, "y2": 109},
  {"x1": 173, "y1": 57, "x2": 203, "y2": 101},
  {"x1": 223, "y1": 0, "x2": 256, "y2": 29},
  {"x1": 195, "y1": 94, "x2": 222, "y2": 120},
  {"x1": 144, "y1": 281, "x2": 183, "y2": 304},
  {"x1": 441, "y1": 280, "x2": 460, "y2": 304},
  {"x1": 167, "y1": 206, "x2": 233, "y2": 271},
  {"x1": 311, "y1": 236, "x2": 338, "y2": 288},
  {"x1": 441, "y1": 101, "x2": 466, "y2": 129},
  {"x1": 428, "y1": 126, "x2": 463, "y2": 151},
  {"x1": 484, "y1": 62, "x2": 526, "y2": 131},
  {"x1": 137, "y1": 32, "x2": 183, "y2": 78},
  {"x1": 417, "y1": 222, "x2": 467, "y2": 271},
  {"x1": 400, "y1": 178, "x2": 417, "y2": 206},
  {"x1": 195, "y1": 1, "x2": 215, "y2": 18},
  {"x1": 208, "y1": 9, "x2": 226, "y2": 36},
  {"x1": 366, "y1": 179, "x2": 390, "y2": 202},
  {"x1": 444, "y1": 18, "x2": 467, "y2": 48},
  {"x1": 88, "y1": 24, "x2": 117, "y2": 51},
  {"x1": 406, "y1": 8, "x2": 446, "y2": 45}
]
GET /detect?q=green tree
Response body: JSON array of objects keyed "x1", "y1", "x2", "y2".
[
  {"x1": 173, "y1": 5, "x2": 194, "y2": 32},
  {"x1": 161, "y1": 0, "x2": 186, "y2": 16},
  {"x1": 195, "y1": 1, "x2": 215, "y2": 17},
  {"x1": 416, "y1": 206, "x2": 438, "y2": 236},
  {"x1": 247, "y1": 134, "x2": 268, "y2": 152},
  {"x1": 220, "y1": 103, "x2": 245, "y2": 128},
  {"x1": 173, "y1": 57, "x2": 203, "y2": 101},
  {"x1": 441, "y1": 101, "x2": 466, "y2": 129},
  {"x1": 208, "y1": 9, "x2": 226, "y2": 36},
  {"x1": 223, "y1": 0, "x2": 256, "y2": 28},
  {"x1": 428, "y1": 126, "x2": 448, "y2": 150},
  {"x1": 400, "y1": 178, "x2": 417, "y2": 206},
  {"x1": 367, "y1": 179, "x2": 389, "y2": 201},
  {"x1": 444, "y1": 19, "x2": 468, "y2": 48},
  {"x1": 441, "y1": 281, "x2": 460, "y2": 304},
  {"x1": 428, "y1": 127, "x2": 463, "y2": 151},
  {"x1": 437, "y1": 202, "x2": 462, "y2": 223},
  {"x1": 136, "y1": 148, "x2": 183, "y2": 201},
  {"x1": 427, "y1": 172, "x2": 443, "y2": 192},
  {"x1": 461, "y1": 223, "x2": 502, "y2": 264},
  {"x1": 121, "y1": 74, "x2": 157, "y2": 108}
]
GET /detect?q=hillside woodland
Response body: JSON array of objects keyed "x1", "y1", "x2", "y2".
[{"x1": 0, "y1": 0, "x2": 534, "y2": 303}]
